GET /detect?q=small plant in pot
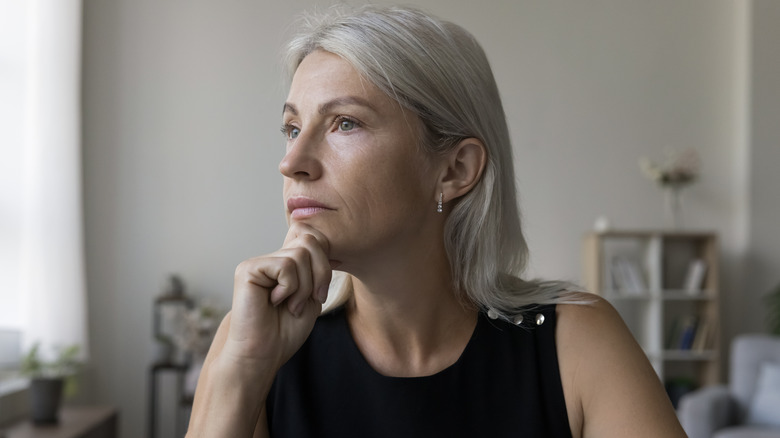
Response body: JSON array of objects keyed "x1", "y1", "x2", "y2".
[{"x1": 21, "y1": 343, "x2": 82, "y2": 424}]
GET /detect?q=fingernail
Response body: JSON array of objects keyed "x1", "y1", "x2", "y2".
[
  {"x1": 317, "y1": 286, "x2": 328, "y2": 304},
  {"x1": 270, "y1": 285, "x2": 286, "y2": 306},
  {"x1": 292, "y1": 300, "x2": 306, "y2": 317}
]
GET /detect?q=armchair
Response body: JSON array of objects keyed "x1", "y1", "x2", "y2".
[{"x1": 678, "y1": 334, "x2": 780, "y2": 438}]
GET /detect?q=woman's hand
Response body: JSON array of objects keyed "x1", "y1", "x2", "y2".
[
  {"x1": 187, "y1": 222, "x2": 332, "y2": 437},
  {"x1": 222, "y1": 221, "x2": 333, "y2": 371}
]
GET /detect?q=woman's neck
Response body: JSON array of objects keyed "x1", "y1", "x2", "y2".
[{"x1": 343, "y1": 243, "x2": 478, "y2": 377}]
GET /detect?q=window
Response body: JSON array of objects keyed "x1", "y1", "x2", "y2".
[
  {"x1": 0, "y1": 0, "x2": 29, "y2": 351},
  {"x1": 0, "y1": 1, "x2": 88, "y2": 392}
]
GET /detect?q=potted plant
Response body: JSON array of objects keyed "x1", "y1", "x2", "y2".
[
  {"x1": 20, "y1": 343, "x2": 82, "y2": 424},
  {"x1": 765, "y1": 282, "x2": 780, "y2": 336}
]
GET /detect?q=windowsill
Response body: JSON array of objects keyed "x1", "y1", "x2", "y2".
[
  {"x1": 0, "y1": 376, "x2": 28, "y2": 395},
  {"x1": 0, "y1": 377, "x2": 29, "y2": 426}
]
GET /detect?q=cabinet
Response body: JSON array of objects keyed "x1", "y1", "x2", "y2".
[{"x1": 583, "y1": 231, "x2": 721, "y2": 393}]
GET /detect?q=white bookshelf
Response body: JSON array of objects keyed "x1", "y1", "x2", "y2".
[{"x1": 583, "y1": 230, "x2": 721, "y2": 388}]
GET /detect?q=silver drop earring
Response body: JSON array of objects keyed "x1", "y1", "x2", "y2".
[{"x1": 437, "y1": 192, "x2": 443, "y2": 213}]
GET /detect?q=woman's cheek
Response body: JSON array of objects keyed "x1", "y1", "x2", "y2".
[{"x1": 327, "y1": 130, "x2": 374, "y2": 155}]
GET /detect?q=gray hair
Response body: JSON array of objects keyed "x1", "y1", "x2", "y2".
[{"x1": 284, "y1": 5, "x2": 583, "y2": 321}]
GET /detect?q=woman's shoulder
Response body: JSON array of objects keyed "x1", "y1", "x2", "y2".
[
  {"x1": 555, "y1": 293, "x2": 621, "y2": 336},
  {"x1": 554, "y1": 294, "x2": 686, "y2": 437},
  {"x1": 554, "y1": 293, "x2": 644, "y2": 389},
  {"x1": 554, "y1": 293, "x2": 645, "y2": 371}
]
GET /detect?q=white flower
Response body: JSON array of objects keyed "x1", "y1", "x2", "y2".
[
  {"x1": 171, "y1": 301, "x2": 224, "y2": 356},
  {"x1": 639, "y1": 148, "x2": 700, "y2": 187}
]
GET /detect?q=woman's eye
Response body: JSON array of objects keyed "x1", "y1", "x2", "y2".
[
  {"x1": 338, "y1": 118, "x2": 356, "y2": 132},
  {"x1": 281, "y1": 124, "x2": 300, "y2": 140},
  {"x1": 289, "y1": 127, "x2": 300, "y2": 139}
]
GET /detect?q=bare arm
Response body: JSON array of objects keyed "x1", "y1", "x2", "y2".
[
  {"x1": 187, "y1": 313, "x2": 272, "y2": 436},
  {"x1": 186, "y1": 223, "x2": 332, "y2": 437},
  {"x1": 557, "y1": 296, "x2": 687, "y2": 438}
]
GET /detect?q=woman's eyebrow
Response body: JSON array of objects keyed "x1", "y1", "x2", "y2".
[
  {"x1": 282, "y1": 102, "x2": 298, "y2": 116},
  {"x1": 282, "y1": 96, "x2": 376, "y2": 117},
  {"x1": 317, "y1": 96, "x2": 375, "y2": 115}
]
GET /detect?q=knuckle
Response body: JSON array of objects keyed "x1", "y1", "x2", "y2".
[
  {"x1": 300, "y1": 233, "x2": 318, "y2": 245},
  {"x1": 234, "y1": 260, "x2": 252, "y2": 279},
  {"x1": 278, "y1": 255, "x2": 298, "y2": 272},
  {"x1": 304, "y1": 232, "x2": 328, "y2": 253},
  {"x1": 290, "y1": 246, "x2": 310, "y2": 261}
]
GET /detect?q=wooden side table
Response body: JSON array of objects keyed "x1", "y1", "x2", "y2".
[{"x1": 1, "y1": 406, "x2": 117, "y2": 438}]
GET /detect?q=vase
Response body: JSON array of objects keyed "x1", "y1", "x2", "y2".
[
  {"x1": 30, "y1": 378, "x2": 64, "y2": 424},
  {"x1": 664, "y1": 185, "x2": 684, "y2": 229}
]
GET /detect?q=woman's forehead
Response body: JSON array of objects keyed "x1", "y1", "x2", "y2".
[{"x1": 286, "y1": 51, "x2": 398, "y2": 116}]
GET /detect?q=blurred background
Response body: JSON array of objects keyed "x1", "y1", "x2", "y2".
[{"x1": 1, "y1": 0, "x2": 778, "y2": 437}]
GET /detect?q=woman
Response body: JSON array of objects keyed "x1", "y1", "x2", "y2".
[{"x1": 188, "y1": 6, "x2": 686, "y2": 437}]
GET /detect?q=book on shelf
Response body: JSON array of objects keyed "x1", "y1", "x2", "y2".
[
  {"x1": 665, "y1": 317, "x2": 681, "y2": 349},
  {"x1": 610, "y1": 256, "x2": 647, "y2": 295},
  {"x1": 666, "y1": 315, "x2": 711, "y2": 351},
  {"x1": 683, "y1": 259, "x2": 708, "y2": 294},
  {"x1": 692, "y1": 320, "x2": 712, "y2": 351},
  {"x1": 678, "y1": 316, "x2": 698, "y2": 350}
]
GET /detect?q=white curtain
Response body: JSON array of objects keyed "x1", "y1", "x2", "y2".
[{"x1": 19, "y1": 0, "x2": 88, "y2": 358}]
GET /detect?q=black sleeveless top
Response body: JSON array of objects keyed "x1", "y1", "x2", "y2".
[{"x1": 266, "y1": 305, "x2": 572, "y2": 437}]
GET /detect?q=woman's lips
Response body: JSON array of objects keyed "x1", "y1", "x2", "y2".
[{"x1": 287, "y1": 197, "x2": 334, "y2": 219}]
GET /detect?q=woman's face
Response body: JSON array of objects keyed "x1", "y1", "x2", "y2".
[{"x1": 280, "y1": 50, "x2": 440, "y2": 269}]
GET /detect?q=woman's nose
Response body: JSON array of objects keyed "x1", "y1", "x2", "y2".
[{"x1": 279, "y1": 131, "x2": 323, "y2": 180}]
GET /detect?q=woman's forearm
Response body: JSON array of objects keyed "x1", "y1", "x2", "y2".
[{"x1": 186, "y1": 354, "x2": 274, "y2": 437}]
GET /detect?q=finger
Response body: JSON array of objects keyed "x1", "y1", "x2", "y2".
[
  {"x1": 235, "y1": 254, "x2": 301, "y2": 310},
  {"x1": 284, "y1": 222, "x2": 330, "y2": 256},
  {"x1": 301, "y1": 233, "x2": 332, "y2": 304},
  {"x1": 283, "y1": 223, "x2": 333, "y2": 305},
  {"x1": 287, "y1": 233, "x2": 332, "y2": 307},
  {"x1": 281, "y1": 247, "x2": 314, "y2": 316},
  {"x1": 287, "y1": 223, "x2": 342, "y2": 270},
  {"x1": 233, "y1": 258, "x2": 280, "y2": 314},
  {"x1": 265, "y1": 251, "x2": 308, "y2": 307},
  {"x1": 241, "y1": 247, "x2": 312, "y2": 315}
]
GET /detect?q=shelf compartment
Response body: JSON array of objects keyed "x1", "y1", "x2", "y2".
[
  {"x1": 583, "y1": 230, "x2": 721, "y2": 388},
  {"x1": 660, "y1": 350, "x2": 718, "y2": 361}
]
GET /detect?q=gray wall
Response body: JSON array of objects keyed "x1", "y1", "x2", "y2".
[
  {"x1": 80, "y1": 1, "x2": 774, "y2": 437},
  {"x1": 748, "y1": 1, "x2": 780, "y2": 328}
]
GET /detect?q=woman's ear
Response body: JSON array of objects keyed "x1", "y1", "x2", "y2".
[{"x1": 438, "y1": 137, "x2": 487, "y2": 203}]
